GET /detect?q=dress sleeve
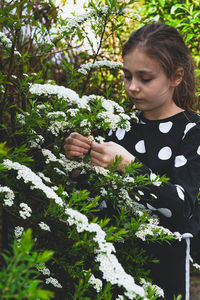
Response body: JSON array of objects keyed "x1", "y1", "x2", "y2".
[{"x1": 134, "y1": 125, "x2": 200, "y2": 222}]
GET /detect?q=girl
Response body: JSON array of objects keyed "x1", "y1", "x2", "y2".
[{"x1": 64, "y1": 23, "x2": 200, "y2": 299}]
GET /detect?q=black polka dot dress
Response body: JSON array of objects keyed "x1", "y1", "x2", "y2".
[
  {"x1": 106, "y1": 110, "x2": 200, "y2": 299},
  {"x1": 107, "y1": 110, "x2": 200, "y2": 236}
]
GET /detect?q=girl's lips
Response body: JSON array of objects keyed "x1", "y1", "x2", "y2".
[{"x1": 132, "y1": 97, "x2": 143, "y2": 102}]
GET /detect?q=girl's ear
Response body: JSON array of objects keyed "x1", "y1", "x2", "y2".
[{"x1": 170, "y1": 67, "x2": 184, "y2": 87}]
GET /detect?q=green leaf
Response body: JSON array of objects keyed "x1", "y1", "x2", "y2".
[
  {"x1": 36, "y1": 251, "x2": 54, "y2": 263},
  {"x1": 158, "y1": 0, "x2": 165, "y2": 7},
  {"x1": 19, "y1": 229, "x2": 34, "y2": 254}
]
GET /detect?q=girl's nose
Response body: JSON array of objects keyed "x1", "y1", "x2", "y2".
[{"x1": 129, "y1": 79, "x2": 140, "y2": 92}]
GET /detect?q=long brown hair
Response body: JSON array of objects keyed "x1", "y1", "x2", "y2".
[{"x1": 122, "y1": 23, "x2": 198, "y2": 111}]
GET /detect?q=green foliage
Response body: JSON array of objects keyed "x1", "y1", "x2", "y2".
[
  {"x1": 0, "y1": 229, "x2": 54, "y2": 299},
  {"x1": 0, "y1": 0, "x2": 199, "y2": 299}
]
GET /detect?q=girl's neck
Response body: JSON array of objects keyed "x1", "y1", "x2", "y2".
[{"x1": 143, "y1": 102, "x2": 184, "y2": 121}]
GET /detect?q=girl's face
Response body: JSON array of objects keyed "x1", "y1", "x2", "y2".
[{"x1": 123, "y1": 47, "x2": 180, "y2": 120}]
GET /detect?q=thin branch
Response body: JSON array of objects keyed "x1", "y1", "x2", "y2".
[{"x1": 81, "y1": 13, "x2": 109, "y2": 96}]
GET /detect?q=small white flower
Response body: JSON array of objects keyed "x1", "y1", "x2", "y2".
[
  {"x1": 46, "y1": 277, "x2": 62, "y2": 288},
  {"x1": 0, "y1": 185, "x2": 14, "y2": 207},
  {"x1": 138, "y1": 190, "x2": 144, "y2": 196},
  {"x1": 14, "y1": 226, "x2": 24, "y2": 239},
  {"x1": 19, "y1": 203, "x2": 32, "y2": 219},
  {"x1": 150, "y1": 193, "x2": 157, "y2": 199},
  {"x1": 38, "y1": 221, "x2": 51, "y2": 232}
]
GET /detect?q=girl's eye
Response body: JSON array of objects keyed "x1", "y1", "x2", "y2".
[
  {"x1": 124, "y1": 76, "x2": 132, "y2": 80},
  {"x1": 141, "y1": 78, "x2": 151, "y2": 83}
]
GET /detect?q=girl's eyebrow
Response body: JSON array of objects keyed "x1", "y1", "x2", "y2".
[{"x1": 122, "y1": 67, "x2": 154, "y2": 74}]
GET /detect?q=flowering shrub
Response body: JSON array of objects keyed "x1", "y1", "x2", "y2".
[{"x1": 0, "y1": 0, "x2": 199, "y2": 299}]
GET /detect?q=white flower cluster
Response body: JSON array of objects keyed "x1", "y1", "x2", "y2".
[
  {"x1": 58, "y1": 5, "x2": 127, "y2": 35},
  {"x1": 95, "y1": 136, "x2": 105, "y2": 144},
  {"x1": 58, "y1": 6, "x2": 116, "y2": 35},
  {"x1": 49, "y1": 120, "x2": 69, "y2": 136},
  {"x1": 2, "y1": 158, "x2": 147, "y2": 298},
  {"x1": 14, "y1": 226, "x2": 24, "y2": 247},
  {"x1": 19, "y1": 203, "x2": 32, "y2": 219},
  {"x1": 42, "y1": 149, "x2": 58, "y2": 164},
  {"x1": 29, "y1": 134, "x2": 44, "y2": 149},
  {"x1": 140, "y1": 278, "x2": 164, "y2": 298},
  {"x1": 37, "y1": 172, "x2": 51, "y2": 183},
  {"x1": 37, "y1": 264, "x2": 51, "y2": 276},
  {"x1": 29, "y1": 83, "x2": 133, "y2": 136},
  {"x1": 192, "y1": 263, "x2": 200, "y2": 271},
  {"x1": 85, "y1": 272, "x2": 103, "y2": 293},
  {"x1": 78, "y1": 60, "x2": 123, "y2": 75},
  {"x1": 0, "y1": 185, "x2": 14, "y2": 207},
  {"x1": 38, "y1": 221, "x2": 51, "y2": 232},
  {"x1": 37, "y1": 263, "x2": 62, "y2": 288},
  {"x1": 46, "y1": 277, "x2": 62, "y2": 288},
  {"x1": 0, "y1": 31, "x2": 21, "y2": 56},
  {"x1": 135, "y1": 218, "x2": 181, "y2": 242},
  {"x1": 190, "y1": 257, "x2": 200, "y2": 272},
  {"x1": 115, "y1": 296, "x2": 124, "y2": 300},
  {"x1": 3, "y1": 159, "x2": 64, "y2": 207},
  {"x1": 42, "y1": 149, "x2": 110, "y2": 178},
  {"x1": 29, "y1": 83, "x2": 80, "y2": 103},
  {"x1": 14, "y1": 226, "x2": 24, "y2": 239},
  {"x1": 150, "y1": 172, "x2": 162, "y2": 186},
  {"x1": 16, "y1": 113, "x2": 26, "y2": 125},
  {"x1": 65, "y1": 207, "x2": 146, "y2": 299}
]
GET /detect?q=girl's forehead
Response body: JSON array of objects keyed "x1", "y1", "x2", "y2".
[{"x1": 123, "y1": 48, "x2": 161, "y2": 72}]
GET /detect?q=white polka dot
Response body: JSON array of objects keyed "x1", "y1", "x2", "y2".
[
  {"x1": 115, "y1": 128, "x2": 125, "y2": 140},
  {"x1": 197, "y1": 146, "x2": 200, "y2": 155},
  {"x1": 146, "y1": 203, "x2": 156, "y2": 210},
  {"x1": 157, "y1": 208, "x2": 172, "y2": 218},
  {"x1": 182, "y1": 123, "x2": 196, "y2": 139},
  {"x1": 159, "y1": 121, "x2": 173, "y2": 133},
  {"x1": 108, "y1": 129, "x2": 113, "y2": 136},
  {"x1": 174, "y1": 155, "x2": 187, "y2": 167},
  {"x1": 150, "y1": 193, "x2": 157, "y2": 199},
  {"x1": 158, "y1": 146, "x2": 172, "y2": 160},
  {"x1": 176, "y1": 184, "x2": 185, "y2": 192},
  {"x1": 135, "y1": 140, "x2": 146, "y2": 153},
  {"x1": 176, "y1": 185, "x2": 185, "y2": 200},
  {"x1": 146, "y1": 203, "x2": 172, "y2": 218},
  {"x1": 140, "y1": 120, "x2": 146, "y2": 124}
]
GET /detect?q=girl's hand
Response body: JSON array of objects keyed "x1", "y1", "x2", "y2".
[
  {"x1": 90, "y1": 141, "x2": 135, "y2": 170},
  {"x1": 64, "y1": 132, "x2": 91, "y2": 159}
]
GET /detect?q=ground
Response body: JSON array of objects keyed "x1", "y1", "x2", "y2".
[{"x1": 190, "y1": 274, "x2": 200, "y2": 300}]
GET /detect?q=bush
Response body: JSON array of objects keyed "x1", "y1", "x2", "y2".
[{"x1": 0, "y1": 0, "x2": 199, "y2": 299}]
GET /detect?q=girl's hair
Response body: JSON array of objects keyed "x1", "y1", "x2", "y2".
[{"x1": 122, "y1": 23, "x2": 197, "y2": 110}]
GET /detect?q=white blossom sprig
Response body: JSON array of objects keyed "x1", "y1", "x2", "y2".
[
  {"x1": 28, "y1": 83, "x2": 134, "y2": 135},
  {"x1": 0, "y1": 185, "x2": 14, "y2": 207},
  {"x1": 84, "y1": 271, "x2": 103, "y2": 293},
  {"x1": 57, "y1": 6, "x2": 126, "y2": 35},
  {"x1": 45, "y1": 277, "x2": 62, "y2": 288},
  {"x1": 19, "y1": 203, "x2": 32, "y2": 219},
  {"x1": 3, "y1": 159, "x2": 64, "y2": 207},
  {"x1": 0, "y1": 31, "x2": 21, "y2": 56},
  {"x1": 78, "y1": 60, "x2": 123, "y2": 75},
  {"x1": 190, "y1": 256, "x2": 200, "y2": 272},
  {"x1": 38, "y1": 221, "x2": 51, "y2": 232},
  {"x1": 36, "y1": 263, "x2": 62, "y2": 288},
  {"x1": 2, "y1": 158, "x2": 146, "y2": 299},
  {"x1": 135, "y1": 219, "x2": 181, "y2": 242},
  {"x1": 14, "y1": 226, "x2": 24, "y2": 247},
  {"x1": 140, "y1": 278, "x2": 164, "y2": 298}
]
